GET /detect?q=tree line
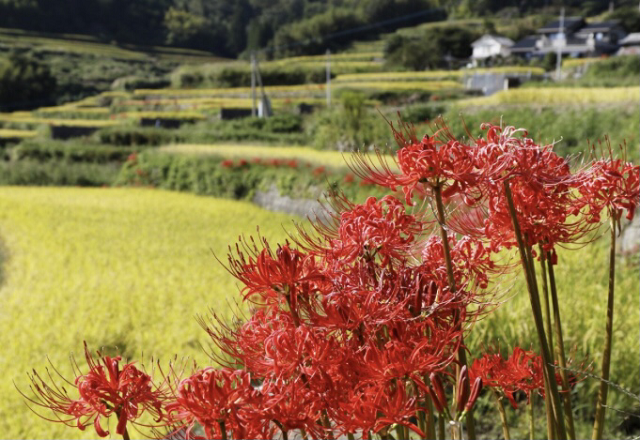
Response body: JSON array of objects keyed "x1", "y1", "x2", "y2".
[{"x1": 1, "y1": 0, "x2": 637, "y2": 58}]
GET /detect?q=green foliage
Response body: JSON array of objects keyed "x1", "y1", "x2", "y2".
[
  {"x1": 0, "y1": 51, "x2": 56, "y2": 110},
  {"x1": 0, "y1": 159, "x2": 119, "y2": 186},
  {"x1": 308, "y1": 105, "x2": 394, "y2": 151},
  {"x1": 583, "y1": 56, "x2": 640, "y2": 81},
  {"x1": 400, "y1": 102, "x2": 448, "y2": 124},
  {"x1": 441, "y1": 104, "x2": 640, "y2": 162},
  {"x1": 96, "y1": 126, "x2": 175, "y2": 146},
  {"x1": 273, "y1": 8, "x2": 364, "y2": 58},
  {"x1": 605, "y1": 5, "x2": 640, "y2": 32},
  {"x1": 11, "y1": 139, "x2": 134, "y2": 163},
  {"x1": 96, "y1": 115, "x2": 307, "y2": 147},
  {"x1": 171, "y1": 63, "x2": 329, "y2": 89},
  {"x1": 384, "y1": 25, "x2": 480, "y2": 70}
]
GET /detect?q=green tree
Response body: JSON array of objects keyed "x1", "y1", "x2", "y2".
[
  {"x1": 164, "y1": 7, "x2": 207, "y2": 45},
  {"x1": 0, "y1": 52, "x2": 56, "y2": 110}
]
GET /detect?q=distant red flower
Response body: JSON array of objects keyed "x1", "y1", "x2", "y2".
[
  {"x1": 20, "y1": 342, "x2": 165, "y2": 438},
  {"x1": 286, "y1": 159, "x2": 298, "y2": 168},
  {"x1": 127, "y1": 153, "x2": 137, "y2": 163},
  {"x1": 470, "y1": 346, "x2": 546, "y2": 408},
  {"x1": 238, "y1": 159, "x2": 249, "y2": 167},
  {"x1": 220, "y1": 159, "x2": 234, "y2": 168},
  {"x1": 313, "y1": 166, "x2": 326, "y2": 176},
  {"x1": 343, "y1": 173, "x2": 355, "y2": 183}
]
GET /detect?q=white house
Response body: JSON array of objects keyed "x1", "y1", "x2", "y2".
[
  {"x1": 618, "y1": 32, "x2": 640, "y2": 55},
  {"x1": 470, "y1": 35, "x2": 514, "y2": 65}
]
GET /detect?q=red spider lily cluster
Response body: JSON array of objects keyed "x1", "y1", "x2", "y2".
[{"x1": 20, "y1": 119, "x2": 639, "y2": 440}]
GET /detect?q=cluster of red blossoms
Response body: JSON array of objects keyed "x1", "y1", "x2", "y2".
[{"x1": 21, "y1": 121, "x2": 639, "y2": 439}]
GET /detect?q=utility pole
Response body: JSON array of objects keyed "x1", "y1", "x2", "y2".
[
  {"x1": 555, "y1": 8, "x2": 564, "y2": 82},
  {"x1": 326, "y1": 49, "x2": 331, "y2": 108},
  {"x1": 251, "y1": 52, "x2": 257, "y2": 117}
]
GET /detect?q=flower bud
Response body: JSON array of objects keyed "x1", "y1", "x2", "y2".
[
  {"x1": 465, "y1": 377, "x2": 483, "y2": 412},
  {"x1": 456, "y1": 366, "x2": 470, "y2": 413}
]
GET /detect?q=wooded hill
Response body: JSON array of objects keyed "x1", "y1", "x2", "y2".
[{"x1": 1, "y1": 0, "x2": 638, "y2": 58}]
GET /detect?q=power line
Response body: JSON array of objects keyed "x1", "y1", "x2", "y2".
[{"x1": 256, "y1": 7, "x2": 445, "y2": 54}]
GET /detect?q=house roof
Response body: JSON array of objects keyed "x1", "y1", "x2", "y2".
[
  {"x1": 577, "y1": 21, "x2": 621, "y2": 32},
  {"x1": 471, "y1": 34, "x2": 514, "y2": 47},
  {"x1": 510, "y1": 35, "x2": 538, "y2": 52},
  {"x1": 620, "y1": 32, "x2": 640, "y2": 45},
  {"x1": 537, "y1": 17, "x2": 584, "y2": 34}
]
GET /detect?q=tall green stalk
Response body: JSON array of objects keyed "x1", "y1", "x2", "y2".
[
  {"x1": 493, "y1": 391, "x2": 511, "y2": 440},
  {"x1": 546, "y1": 250, "x2": 576, "y2": 439},
  {"x1": 592, "y1": 216, "x2": 617, "y2": 440},
  {"x1": 503, "y1": 180, "x2": 567, "y2": 440},
  {"x1": 432, "y1": 183, "x2": 476, "y2": 440},
  {"x1": 538, "y1": 246, "x2": 555, "y2": 362},
  {"x1": 529, "y1": 394, "x2": 535, "y2": 440}
]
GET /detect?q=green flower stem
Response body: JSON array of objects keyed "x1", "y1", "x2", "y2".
[
  {"x1": 220, "y1": 420, "x2": 228, "y2": 440},
  {"x1": 546, "y1": 249, "x2": 576, "y2": 439},
  {"x1": 493, "y1": 391, "x2": 511, "y2": 440},
  {"x1": 592, "y1": 216, "x2": 617, "y2": 440},
  {"x1": 426, "y1": 394, "x2": 436, "y2": 440},
  {"x1": 438, "y1": 415, "x2": 445, "y2": 440},
  {"x1": 538, "y1": 245, "x2": 555, "y2": 363},
  {"x1": 432, "y1": 183, "x2": 476, "y2": 440},
  {"x1": 529, "y1": 394, "x2": 535, "y2": 440},
  {"x1": 503, "y1": 180, "x2": 567, "y2": 440}
]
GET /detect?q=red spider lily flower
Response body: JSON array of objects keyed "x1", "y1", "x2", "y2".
[
  {"x1": 256, "y1": 378, "x2": 327, "y2": 439},
  {"x1": 421, "y1": 234, "x2": 497, "y2": 291},
  {"x1": 220, "y1": 159, "x2": 234, "y2": 168},
  {"x1": 238, "y1": 159, "x2": 248, "y2": 167},
  {"x1": 358, "y1": 319, "x2": 462, "y2": 382},
  {"x1": 333, "y1": 380, "x2": 424, "y2": 438},
  {"x1": 308, "y1": 195, "x2": 422, "y2": 267},
  {"x1": 166, "y1": 367, "x2": 258, "y2": 440},
  {"x1": 348, "y1": 119, "x2": 479, "y2": 205},
  {"x1": 19, "y1": 342, "x2": 165, "y2": 438},
  {"x1": 577, "y1": 156, "x2": 639, "y2": 223},
  {"x1": 223, "y1": 238, "x2": 325, "y2": 321},
  {"x1": 470, "y1": 346, "x2": 548, "y2": 408},
  {"x1": 343, "y1": 173, "x2": 355, "y2": 183},
  {"x1": 462, "y1": 123, "x2": 597, "y2": 253}
]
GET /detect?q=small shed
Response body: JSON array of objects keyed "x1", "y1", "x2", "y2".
[{"x1": 471, "y1": 35, "x2": 514, "y2": 65}]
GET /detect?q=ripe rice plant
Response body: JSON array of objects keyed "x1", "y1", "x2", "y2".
[
  {"x1": 336, "y1": 67, "x2": 544, "y2": 82},
  {"x1": 0, "y1": 128, "x2": 37, "y2": 139},
  {"x1": 335, "y1": 80, "x2": 462, "y2": 91},
  {"x1": 460, "y1": 87, "x2": 640, "y2": 106},
  {"x1": 0, "y1": 187, "x2": 295, "y2": 439}
]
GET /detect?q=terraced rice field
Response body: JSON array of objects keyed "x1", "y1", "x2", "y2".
[
  {"x1": 0, "y1": 128, "x2": 37, "y2": 139},
  {"x1": 460, "y1": 87, "x2": 640, "y2": 106},
  {"x1": 157, "y1": 143, "x2": 395, "y2": 169},
  {"x1": 0, "y1": 187, "x2": 295, "y2": 439},
  {"x1": 335, "y1": 66, "x2": 545, "y2": 82},
  {"x1": 0, "y1": 27, "x2": 227, "y2": 63}
]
